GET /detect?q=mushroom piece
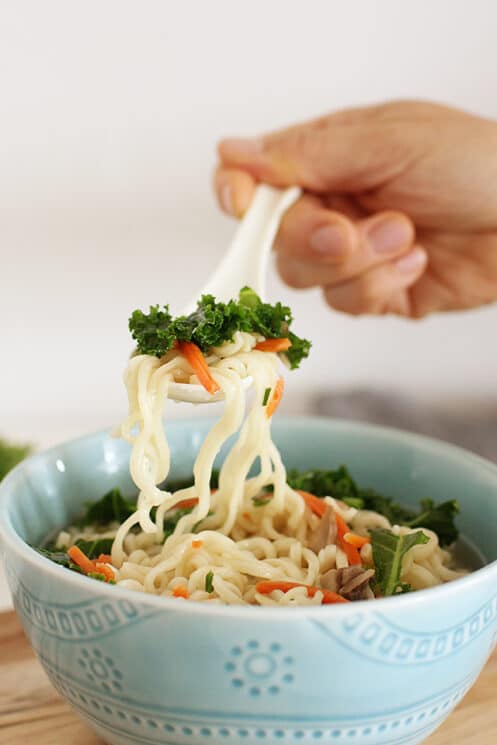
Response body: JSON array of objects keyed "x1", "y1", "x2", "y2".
[
  {"x1": 307, "y1": 505, "x2": 337, "y2": 554},
  {"x1": 320, "y1": 566, "x2": 375, "y2": 601}
]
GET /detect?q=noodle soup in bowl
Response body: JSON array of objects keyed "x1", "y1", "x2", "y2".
[{"x1": 1, "y1": 416, "x2": 497, "y2": 745}]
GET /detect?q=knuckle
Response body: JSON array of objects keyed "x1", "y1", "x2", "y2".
[
  {"x1": 276, "y1": 257, "x2": 309, "y2": 289},
  {"x1": 323, "y1": 286, "x2": 362, "y2": 316}
]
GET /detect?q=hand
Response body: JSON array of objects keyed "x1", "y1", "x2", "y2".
[{"x1": 214, "y1": 101, "x2": 497, "y2": 317}]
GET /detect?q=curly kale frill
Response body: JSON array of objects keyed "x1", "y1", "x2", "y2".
[{"x1": 129, "y1": 287, "x2": 311, "y2": 369}]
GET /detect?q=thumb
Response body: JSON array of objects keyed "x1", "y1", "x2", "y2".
[{"x1": 218, "y1": 111, "x2": 416, "y2": 194}]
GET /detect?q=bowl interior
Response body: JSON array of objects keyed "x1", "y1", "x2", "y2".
[{"x1": 2, "y1": 417, "x2": 497, "y2": 565}]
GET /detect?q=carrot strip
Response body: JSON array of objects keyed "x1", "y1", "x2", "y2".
[
  {"x1": 97, "y1": 554, "x2": 112, "y2": 564},
  {"x1": 298, "y1": 490, "x2": 328, "y2": 518},
  {"x1": 266, "y1": 377, "x2": 284, "y2": 418},
  {"x1": 255, "y1": 580, "x2": 349, "y2": 604},
  {"x1": 177, "y1": 341, "x2": 220, "y2": 395},
  {"x1": 297, "y1": 490, "x2": 362, "y2": 565},
  {"x1": 255, "y1": 338, "x2": 292, "y2": 353},
  {"x1": 191, "y1": 540, "x2": 203, "y2": 549},
  {"x1": 94, "y1": 563, "x2": 115, "y2": 582},
  {"x1": 68, "y1": 545, "x2": 96, "y2": 575},
  {"x1": 173, "y1": 497, "x2": 199, "y2": 510},
  {"x1": 334, "y1": 513, "x2": 362, "y2": 566},
  {"x1": 172, "y1": 585, "x2": 189, "y2": 599},
  {"x1": 343, "y1": 532, "x2": 371, "y2": 549}
]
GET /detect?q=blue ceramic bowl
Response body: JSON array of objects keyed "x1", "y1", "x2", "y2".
[{"x1": 1, "y1": 417, "x2": 497, "y2": 745}]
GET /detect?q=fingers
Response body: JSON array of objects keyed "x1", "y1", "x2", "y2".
[
  {"x1": 322, "y1": 247, "x2": 428, "y2": 316},
  {"x1": 214, "y1": 167, "x2": 256, "y2": 217},
  {"x1": 217, "y1": 104, "x2": 419, "y2": 193},
  {"x1": 274, "y1": 194, "x2": 359, "y2": 265},
  {"x1": 275, "y1": 198, "x2": 415, "y2": 288}
]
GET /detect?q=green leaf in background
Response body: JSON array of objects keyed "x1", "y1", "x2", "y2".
[
  {"x1": 370, "y1": 528, "x2": 429, "y2": 596},
  {"x1": 0, "y1": 437, "x2": 32, "y2": 481}
]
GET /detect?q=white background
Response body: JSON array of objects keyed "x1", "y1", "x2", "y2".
[{"x1": 1, "y1": 0, "x2": 497, "y2": 607}]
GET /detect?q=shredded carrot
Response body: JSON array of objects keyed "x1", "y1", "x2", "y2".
[
  {"x1": 97, "y1": 554, "x2": 112, "y2": 564},
  {"x1": 255, "y1": 580, "x2": 349, "y2": 604},
  {"x1": 68, "y1": 545, "x2": 96, "y2": 575},
  {"x1": 94, "y1": 563, "x2": 115, "y2": 582},
  {"x1": 177, "y1": 340, "x2": 220, "y2": 395},
  {"x1": 191, "y1": 540, "x2": 203, "y2": 549},
  {"x1": 254, "y1": 338, "x2": 292, "y2": 353},
  {"x1": 334, "y1": 513, "x2": 362, "y2": 565},
  {"x1": 298, "y1": 490, "x2": 328, "y2": 518},
  {"x1": 297, "y1": 490, "x2": 362, "y2": 565},
  {"x1": 173, "y1": 497, "x2": 199, "y2": 510},
  {"x1": 343, "y1": 532, "x2": 371, "y2": 549},
  {"x1": 172, "y1": 585, "x2": 190, "y2": 599},
  {"x1": 266, "y1": 377, "x2": 284, "y2": 418},
  {"x1": 242, "y1": 511, "x2": 251, "y2": 519}
]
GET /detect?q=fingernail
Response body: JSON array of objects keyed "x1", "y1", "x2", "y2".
[
  {"x1": 220, "y1": 183, "x2": 234, "y2": 214},
  {"x1": 310, "y1": 224, "x2": 347, "y2": 259},
  {"x1": 219, "y1": 137, "x2": 263, "y2": 159},
  {"x1": 396, "y1": 249, "x2": 427, "y2": 274},
  {"x1": 367, "y1": 216, "x2": 413, "y2": 254}
]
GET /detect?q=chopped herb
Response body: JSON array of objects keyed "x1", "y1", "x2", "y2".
[
  {"x1": 88, "y1": 572, "x2": 108, "y2": 582},
  {"x1": 129, "y1": 287, "x2": 311, "y2": 369},
  {"x1": 370, "y1": 528, "x2": 429, "y2": 596},
  {"x1": 69, "y1": 561, "x2": 84, "y2": 574},
  {"x1": 205, "y1": 571, "x2": 214, "y2": 593},
  {"x1": 262, "y1": 387, "x2": 271, "y2": 406},
  {"x1": 0, "y1": 437, "x2": 32, "y2": 482},
  {"x1": 252, "y1": 496, "x2": 272, "y2": 507},
  {"x1": 339, "y1": 497, "x2": 364, "y2": 510},
  {"x1": 162, "y1": 507, "x2": 196, "y2": 541}
]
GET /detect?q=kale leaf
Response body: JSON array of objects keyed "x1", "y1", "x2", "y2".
[
  {"x1": 35, "y1": 545, "x2": 72, "y2": 567},
  {"x1": 287, "y1": 466, "x2": 459, "y2": 546},
  {"x1": 128, "y1": 305, "x2": 175, "y2": 358},
  {"x1": 35, "y1": 537, "x2": 114, "y2": 567},
  {"x1": 129, "y1": 287, "x2": 311, "y2": 369},
  {"x1": 370, "y1": 528, "x2": 429, "y2": 596},
  {"x1": 73, "y1": 537, "x2": 114, "y2": 558},
  {"x1": 405, "y1": 499, "x2": 459, "y2": 547},
  {"x1": 76, "y1": 488, "x2": 136, "y2": 526},
  {"x1": 287, "y1": 465, "x2": 362, "y2": 502}
]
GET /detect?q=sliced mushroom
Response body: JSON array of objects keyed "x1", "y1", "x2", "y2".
[
  {"x1": 320, "y1": 566, "x2": 375, "y2": 601},
  {"x1": 340, "y1": 568, "x2": 375, "y2": 601},
  {"x1": 307, "y1": 505, "x2": 337, "y2": 554},
  {"x1": 320, "y1": 568, "x2": 340, "y2": 593}
]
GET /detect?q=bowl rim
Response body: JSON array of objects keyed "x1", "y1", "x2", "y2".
[{"x1": 1, "y1": 415, "x2": 497, "y2": 620}]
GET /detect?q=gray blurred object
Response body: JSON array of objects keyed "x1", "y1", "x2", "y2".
[{"x1": 315, "y1": 389, "x2": 497, "y2": 463}]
